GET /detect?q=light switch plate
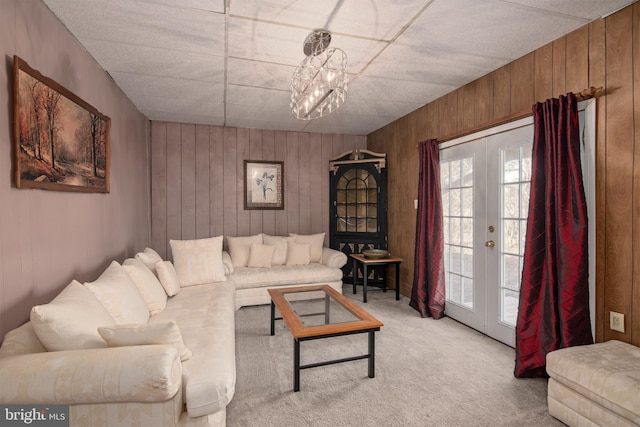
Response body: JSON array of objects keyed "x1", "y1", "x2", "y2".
[{"x1": 610, "y1": 311, "x2": 625, "y2": 333}]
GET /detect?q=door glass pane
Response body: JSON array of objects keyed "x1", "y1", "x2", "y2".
[
  {"x1": 499, "y1": 143, "x2": 532, "y2": 326},
  {"x1": 335, "y1": 168, "x2": 378, "y2": 233},
  {"x1": 441, "y1": 158, "x2": 474, "y2": 310}
]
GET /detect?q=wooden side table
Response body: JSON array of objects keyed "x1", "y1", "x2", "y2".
[{"x1": 350, "y1": 254, "x2": 403, "y2": 303}]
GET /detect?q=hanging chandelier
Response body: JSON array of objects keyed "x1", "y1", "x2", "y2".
[{"x1": 290, "y1": 30, "x2": 348, "y2": 120}]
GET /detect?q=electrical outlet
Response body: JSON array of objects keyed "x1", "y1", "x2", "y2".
[{"x1": 610, "y1": 311, "x2": 625, "y2": 333}]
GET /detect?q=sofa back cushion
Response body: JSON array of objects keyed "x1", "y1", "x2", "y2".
[
  {"x1": 262, "y1": 234, "x2": 294, "y2": 265},
  {"x1": 170, "y1": 236, "x2": 226, "y2": 287},
  {"x1": 290, "y1": 233, "x2": 325, "y2": 263},
  {"x1": 123, "y1": 258, "x2": 167, "y2": 316},
  {"x1": 155, "y1": 260, "x2": 181, "y2": 296},
  {"x1": 135, "y1": 247, "x2": 163, "y2": 275},
  {"x1": 30, "y1": 280, "x2": 115, "y2": 351},
  {"x1": 85, "y1": 261, "x2": 150, "y2": 325},
  {"x1": 286, "y1": 242, "x2": 311, "y2": 266},
  {"x1": 227, "y1": 234, "x2": 263, "y2": 267}
]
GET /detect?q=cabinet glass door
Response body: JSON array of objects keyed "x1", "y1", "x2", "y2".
[{"x1": 335, "y1": 168, "x2": 378, "y2": 233}]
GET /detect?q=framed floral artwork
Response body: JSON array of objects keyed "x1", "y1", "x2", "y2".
[{"x1": 244, "y1": 160, "x2": 284, "y2": 210}]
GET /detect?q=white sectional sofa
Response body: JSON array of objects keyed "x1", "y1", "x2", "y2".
[
  {"x1": 0, "y1": 233, "x2": 347, "y2": 427},
  {"x1": 546, "y1": 340, "x2": 640, "y2": 426}
]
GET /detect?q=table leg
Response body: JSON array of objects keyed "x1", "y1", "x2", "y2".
[
  {"x1": 270, "y1": 301, "x2": 275, "y2": 336},
  {"x1": 395, "y1": 262, "x2": 400, "y2": 301},
  {"x1": 352, "y1": 257, "x2": 357, "y2": 294},
  {"x1": 325, "y1": 293, "x2": 330, "y2": 324},
  {"x1": 294, "y1": 338, "x2": 300, "y2": 392},
  {"x1": 363, "y1": 264, "x2": 368, "y2": 303},
  {"x1": 368, "y1": 331, "x2": 375, "y2": 378},
  {"x1": 382, "y1": 264, "x2": 387, "y2": 292}
]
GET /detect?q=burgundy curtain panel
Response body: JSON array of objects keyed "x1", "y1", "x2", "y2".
[
  {"x1": 514, "y1": 93, "x2": 593, "y2": 378},
  {"x1": 410, "y1": 139, "x2": 446, "y2": 319}
]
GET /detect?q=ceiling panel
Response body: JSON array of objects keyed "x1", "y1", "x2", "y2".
[
  {"x1": 229, "y1": 0, "x2": 428, "y2": 41},
  {"x1": 43, "y1": 0, "x2": 638, "y2": 136}
]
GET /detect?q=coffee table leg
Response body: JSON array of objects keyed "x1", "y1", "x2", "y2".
[
  {"x1": 325, "y1": 293, "x2": 330, "y2": 324},
  {"x1": 294, "y1": 338, "x2": 300, "y2": 392},
  {"x1": 368, "y1": 331, "x2": 375, "y2": 378},
  {"x1": 395, "y1": 262, "x2": 400, "y2": 301},
  {"x1": 270, "y1": 301, "x2": 275, "y2": 336}
]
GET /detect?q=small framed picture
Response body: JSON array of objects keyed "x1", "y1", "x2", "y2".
[{"x1": 244, "y1": 160, "x2": 284, "y2": 210}]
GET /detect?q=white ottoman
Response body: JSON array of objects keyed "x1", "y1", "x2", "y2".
[{"x1": 546, "y1": 340, "x2": 640, "y2": 426}]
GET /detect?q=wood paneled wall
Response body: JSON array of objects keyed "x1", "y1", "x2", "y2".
[
  {"x1": 150, "y1": 122, "x2": 366, "y2": 259},
  {"x1": 368, "y1": 4, "x2": 640, "y2": 345}
]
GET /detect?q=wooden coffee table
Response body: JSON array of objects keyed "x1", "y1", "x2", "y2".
[{"x1": 268, "y1": 285, "x2": 384, "y2": 392}]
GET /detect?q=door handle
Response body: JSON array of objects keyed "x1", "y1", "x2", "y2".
[{"x1": 485, "y1": 240, "x2": 495, "y2": 248}]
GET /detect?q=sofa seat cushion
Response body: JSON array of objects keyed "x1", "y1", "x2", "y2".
[
  {"x1": 230, "y1": 263, "x2": 343, "y2": 290},
  {"x1": 149, "y1": 280, "x2": 236, "y2": 418},
  {"x1": 546, "y1": 340, "x2": 640, "y2": 423}
]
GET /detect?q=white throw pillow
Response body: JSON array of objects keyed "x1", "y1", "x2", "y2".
[
  {"x1": 227, "y1": 234, "x2": 263, "y2": 267},
  {"x1": 30, "y1": 280, "x2": 114, "y2": 351},
  {"x1": 262, "y1": 234, "x2": 294, "y2": 265},
  {"x1": 247, "y1": 243, "x2": 275, "y2": 268},
  {"x1": 286, "y1": 241, "x2": 311, "y2": 266},
  {"x1": 291, "y1": 233, "x2": 325, "y2": 263},
  {"x1": 170, "y1": 236, "x2": 226, "y2": 287},
  {"x1": 85, "y1": 261, "x2": 150, "y2": 325},
  {"x1": 98, "y1": 321, "x2": 192, "y2": 361},
  {"x1": 155, "y1": 260, "x2": 181, "y2": 297},
  {"x1": 123, "y1": 258, "x2": 167, "y2": 316},
  {"x1": 135, "y1": 247, "x2": 163, "y2": 275},
  {"x1": 222, "y1": 251, "x2": 234, "y2": 274}
]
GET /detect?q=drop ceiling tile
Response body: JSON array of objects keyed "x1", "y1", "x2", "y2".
[
  {"x1": 44, "y1": 0, "x2": 225, "y2": 54},
  {"x1": 82, "y1": 40, "x2": 224, "y2": 82},
  {"x1": 229, "y1": 0, "x2": 428, "y2": 41},
  {"x1": 227, "y1": 17, "x2": 386, "y2": 73},
  {"x1": 226, "y1": 102, "x2": 296, "y2": 124},
  {"x1": 227, "y1": 85, "x2": 290, "y2": 108},
  {"x1": 145, "y1": 0, "x2": 225, "y2": 14},
  {"x1": 226, "y1": 58, "x2": 294, "y2": 91},
  {"x1": 301, "y1": 112, "x2": 393, "y2": 135},
  {"x1": 338, "y1": 97, "x2": 425, "y2": 120},
  {"x1": 128, "y1": 92, "x2": 224, "y2": 117},
  {"x1": 349, "y1": 75, "x2": 456, "y2": 104},
  {"x1": 110, "y1": 72, "x2": 224, "y2": 100},
  {"x1": 362, "y1": 44, "x2": 510, "y2": 86},
  {"x1": 505, "y1": 0, "x2": 636, "y2": 19},
  {"x1": 404, "y1": 0, "x2": 588, "y2": 60}
]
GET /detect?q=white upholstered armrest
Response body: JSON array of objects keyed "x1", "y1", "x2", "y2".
[
  {"x1": 0, "y1": 345, "x2": 181, "y2": 404},
  {"x1": 321, "y1": 247, "x2": 348, "y2": 268}
]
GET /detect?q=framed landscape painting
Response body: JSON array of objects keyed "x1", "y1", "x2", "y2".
[
  {"x1": 244, "y1": 160, "x2": 284, "y2": 210},
  {"x1": 13, "y1": 56, "x2": 111, "y2": 193}
]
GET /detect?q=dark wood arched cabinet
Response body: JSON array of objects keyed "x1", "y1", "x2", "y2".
[{"x1": 329, "y1": 149, "x2": 387, "y2": 285}]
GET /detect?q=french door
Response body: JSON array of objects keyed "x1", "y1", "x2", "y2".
[{"x1": 440, "y1": 121, "x2": 533, "y2": 347}]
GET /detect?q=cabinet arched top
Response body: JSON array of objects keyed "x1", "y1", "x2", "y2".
[{"x1": 329, "y1": 148, "x2": 386, "y2": 173}]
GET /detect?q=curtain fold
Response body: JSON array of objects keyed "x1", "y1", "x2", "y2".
[
  {"x1": 410, "y1": 139, "x2": 446, "y2": 319},
  {"x1": 514, "y1": 93, "x2": 593, "y2": 378}
]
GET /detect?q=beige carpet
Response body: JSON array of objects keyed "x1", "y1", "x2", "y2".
[{"x1": 226, "y1": 285, "x2": 564, "y2": 427}]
